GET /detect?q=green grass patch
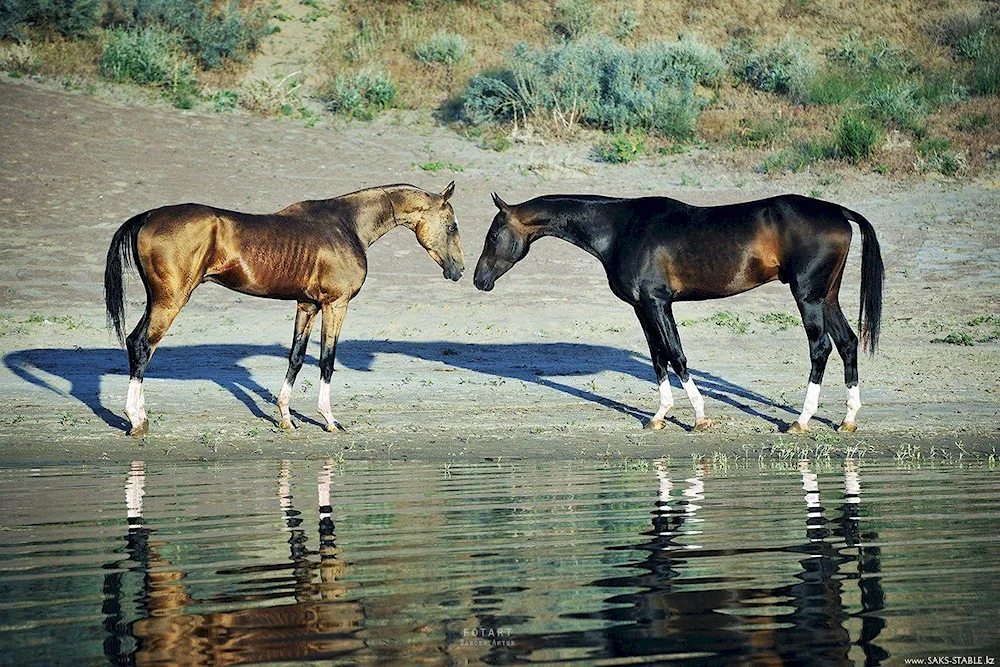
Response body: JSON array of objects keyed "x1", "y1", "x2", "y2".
[
  {"x1": 420, "y1": 161, "x2": 464, "y2": 172},
  {"x1": 834, "y1": 112, "x2": 881, "y2": 162},
  {"x1": 706, "y1": 311, "x2": 749, "y2": 334},
  {"x1": 595, "y1": 133, "x2": 645, "y2": 163},
  {"x1": 932, "y1": 331, "x2": 974, "y2": 346},
  {"x1": 758, "y1": 312, "x2": 800, "y2": 330}
]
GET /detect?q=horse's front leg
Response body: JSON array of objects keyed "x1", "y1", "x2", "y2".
[
  {"x1": 640, "y1": 293, "x2": 711, "y2": 432},
  {"x1": 317, "y1": 299, "x2": 349, "y2": 433},
  {"x1": 278, "y1": 301, "x2": 319, "y2": 430}
]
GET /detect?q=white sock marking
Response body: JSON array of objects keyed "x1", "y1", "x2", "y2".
[
  {"x1": 682, "y1": 378, "x2": 706, "y2": 421},
  {"x1": 317, "y1": 380, "x2": 339, "y2": 428},
  {"x1": 797, "y1": 382, "x2": 822, "y2": 427},
  {"x1": 125, "y1": 379, "x2": 143, "y2": 426},
  {"x1": 278, "y1": 380, "x2": 293, "y2": 422},
  {"x1": 651, "y1": 378, "x2": 674, "y2": 421},
  {"x1": 844, "y1": 384, "x2": 861, "y2": 423}
]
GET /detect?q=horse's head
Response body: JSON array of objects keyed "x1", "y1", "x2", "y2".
[
  {"x1": 474, "y1": 193, "x2": 530, "y2": 292},
  {"x1": 404, "y1": 181, "x2": 464, "y2": 281}
]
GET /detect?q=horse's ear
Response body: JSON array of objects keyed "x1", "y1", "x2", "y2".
[
  {"x1": 491, "y1": 192, "x2": 510, "y2": 213},
  {"x1": 441, "y1": 180, "x2": 456, "y2": 201}
]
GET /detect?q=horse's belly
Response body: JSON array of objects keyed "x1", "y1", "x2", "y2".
[{"x1": 204, "y1": 264, "x2": 306, "y2": 301}]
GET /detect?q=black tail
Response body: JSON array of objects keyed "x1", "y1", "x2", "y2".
[
  {"x1": 843, "y1": 207, "x2": 884, "y2": 356},
  {"x1": 104, "y1": 212, "x2": 149, "y2": 346}
]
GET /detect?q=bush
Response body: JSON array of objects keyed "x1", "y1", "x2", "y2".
[
  {"x1": 0, "y1": 0, "x2": 101, "y2": 40},
  {"x1": 415, "y1": 31, "x2": 468, "y2": 66},
  {"x1": 319, "y1": 70, "x2": 397, "y2": 119},
  {"x1": 726, "y1": 33, "x2": 815, "y2": 100},
  {"x1": 834, "y1": 112, "x2": 881, "y2": 162},
  {"x1": 239, "y1": 72, "x2": 301, "y2": 116},
  {"x1": 969, "y1": 37, "x2": 1000, "y2": 96},
  {"x1": 99, "y1": 25, "x2": 179, "y2": 85},
  {"x1": 638, "y1": 36, "x2": 726, "y2": 87},
  {"x1": 828, "y1": 31, "x2": 912, "y2": 73},
  {"x1": 552, "y1": 0, "x2": 598, "y2": 40},
  {"x1": 0, "y1": 41, "x2": 40, "y2": 73},
  {"x1": 461, "y1": 37, "x2": 718, "y2": 139},
  {"x1": 864, "y1": 82, "x2": 927, "y2": 131},
  {"x1": 916, "y1": 137, "x2": 965, "y2": 176},
  {"x1": 595, "y1": 133, "x2": 645, "y2": 163},
  {"x1": 115, "y1": 0, "x2": 273, "y2": 70},
  {"x1": 462, "y1": 70, "x2": 524, "y2": 125},
  {"x1": 615, "y1": 7, "x2": 638, "y2": 41},
  {"x1": 929, "y1": 9, "x2": 993, "y2": 60}
]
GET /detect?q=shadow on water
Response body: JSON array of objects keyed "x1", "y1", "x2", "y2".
[{"x1": 4, "y1": 339, "x2": 806, "y2": 432}]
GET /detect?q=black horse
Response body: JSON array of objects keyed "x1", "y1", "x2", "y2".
[{"x1": 474, "y1": 193, "x2": 883, "y2": 433}]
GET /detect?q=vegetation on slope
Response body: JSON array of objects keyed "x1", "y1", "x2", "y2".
[{"x1": 1, "y1": 0, "x2": 997, "y2": 176}]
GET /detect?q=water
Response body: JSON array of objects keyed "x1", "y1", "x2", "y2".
[{"x1": 0, "y1": 458, "x2": 998, "y2": 666}]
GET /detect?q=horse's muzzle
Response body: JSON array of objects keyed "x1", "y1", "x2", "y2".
[
  {"x1": 473, "y1": 271, "x2": 495, "y2": 292},
  {"x1": 444, "y1": 263, "x2": 464, "y2": 282}
]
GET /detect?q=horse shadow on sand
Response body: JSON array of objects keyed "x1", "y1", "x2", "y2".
[{"x1": 4, "y1": 340, "x2": 811, "y2": 433}]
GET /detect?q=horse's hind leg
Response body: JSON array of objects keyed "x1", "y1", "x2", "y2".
[
  {"x1": 635, "y1": 306, "x2": 674, "y2": 430},
  {"x1": 824, "y1": 301, "x2": 862, "y2": 432},
  {"x1": 278, "y1": 301, "x2": 319, "y2": 430},
  {"x1": 789, "y1": 297, "x2": 833, "y2": 433},
  {"x1": 124, "y1": 297, "x2": 185, "y2": 436}
]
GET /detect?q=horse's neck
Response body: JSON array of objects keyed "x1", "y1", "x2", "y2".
[
  {"x1": 348, "y1": 188, "x2": 410, "y2": 248},
  {"x1": 531, "y1": 202, "x2": 616, "y2": 263}
]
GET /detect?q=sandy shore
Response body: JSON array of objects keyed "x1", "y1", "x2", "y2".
[{"x1": 1, "y1": 79, "x2": 998, "y2": 465}]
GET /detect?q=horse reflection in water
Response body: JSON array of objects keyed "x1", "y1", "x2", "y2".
[
  {"x1": 509, "y1": 461, "x2": 888, "y2": 665},
  {"x1": 102, "y1": 462, "x2": 364, "y2": 666}
]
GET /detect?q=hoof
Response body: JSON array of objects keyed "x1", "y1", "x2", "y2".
[
  {"x1": 787, "y1": 421, "x2": 810, "y2": 434},
  {"x1": 838, "y1": 421, "x2": 858, "y2": 433},
  {"x1": 693, "y1": 418, "x2": 713, "y2": 432},
  {"x1": 128, "y1": 420, "x2": 149, "y2": 438},
  {"x1": 644, "y1": 419, "x2": 666, "y2": 431},
  {"x1": 324, "y1": 422, "x2": 346, "y2": 433},
  {"x1": 279, "y1": 419, "x2": 295, "y2": 431}
]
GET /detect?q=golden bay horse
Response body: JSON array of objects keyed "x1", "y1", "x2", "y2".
[
  {"x1": 474, "y1": 193, "x2": 883, "y2": 433},
  {"x1": 105, "y1": 182, "x2": 464, "y2": 436}
]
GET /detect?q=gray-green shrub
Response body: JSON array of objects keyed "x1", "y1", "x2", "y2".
[
  {"x1": 615, "y1": 7, "x2": 639, "y2": 41},
  {"x1": 864, "y1": 82, "x2": 927, "y2": 131},
  {"x1": 415, "y1": 31, "x2": 468, "y2": 66},
  {"x1": 99, "y1": 25, "x2": 179, "y2": 85},
  {"x1": 0, "y1": 0, "x2": 101, "y2": 40},
  {"x1": 114, "y1": 0, "x2": 273, "y2": 70},
  {"x1": 726, "y1": 33, "x2": 815, "y2": 100},
  {"x1": 552, "y1": 0, "x2": 598, "y2": 40},
  {"x1": 320, "y1": 70, "x2": 398, "y2": 119},
  {"x1": 462, "y1": 70, "x2": 524, "y2": 125},
  {"x1": 462, "y1": 36, "x2": 721, "y2": 139}
]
